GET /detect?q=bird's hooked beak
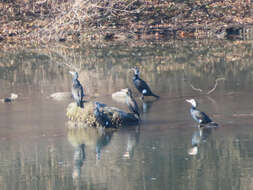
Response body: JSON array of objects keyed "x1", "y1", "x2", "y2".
[
  {"x1": 185, "y1": 99, "x2": 191, "y2": 103},
  {"x1": 69, "y1": 71, "x2": 75, "y2": 76},
  {"x1": 186, "y1": 99, "x2": 197, "y2": 107}
]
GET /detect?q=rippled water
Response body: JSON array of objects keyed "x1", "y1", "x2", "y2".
[{"x1": 1, "y1": 40, "x2": 253, "y2": 190}]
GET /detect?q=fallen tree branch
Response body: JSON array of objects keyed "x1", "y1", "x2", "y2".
[
  {"x1": 233, "y1": 113, "x2": 253, "y2": 117},
  {"x1": 189, "y1": 77, "x2": 225, "y2": 95},
  {"x1": 206, "y1": 77, "x2": 225, "y2": 95},
  {"x1": 189, "y1": 83, "x2": 203, "y2": 92}
]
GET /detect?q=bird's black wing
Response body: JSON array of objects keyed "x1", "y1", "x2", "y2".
[
  {"x1": 192, "y1": 109, "x2": 212, "y2": 124},
  {"x1": 127, "y1": 97, "x2": 140, "y2": 117},
  {"x1": 134, "y1": 78, "x2": 152, "y2": 95},
  {"x1": 78, "y1": 84, "x2": 84, "y2": 99}
]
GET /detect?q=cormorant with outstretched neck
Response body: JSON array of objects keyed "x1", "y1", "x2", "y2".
[
  {"x1": 69, "y1": 71, "x2": 84, "y2": 108},
  {"x1": 126, "y1": 88, "x2": 140, "y2": 120},
  {"x1": 131, "y1": 67, "x2": 159, "y2": 100},
  {"x1": 186, "y1": 98, "x2": 218, "y2": 127}
]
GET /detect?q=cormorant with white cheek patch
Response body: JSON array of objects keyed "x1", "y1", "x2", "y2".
[
  {"x1": 131, "y1": 67, "x2": 159, "y2": 100},
  {"x1": 186, "y1": 98, "x2": 218, "y2": 127}
]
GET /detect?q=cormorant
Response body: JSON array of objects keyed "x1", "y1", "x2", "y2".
[
  {"x1": 126, "y1": 88, "x2": 140, "y2": 119},
  {"x1": 94, "y1": 102, "x2": 111, "y2": 128},
  {"x1": 69, "y1": 71, "x2": 84, "y2": 108},
  {"x1": 186, "y1": 99, "x2": 218, "y2": 127},
  {"x1": 131, "y1": 68, "x2": 159, "y2": 100}
]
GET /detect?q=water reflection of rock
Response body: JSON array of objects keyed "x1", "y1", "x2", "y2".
[
  {"x1": 72, "y1": 144, "x2": 85, "y2": 180},
  {"x1": 67, "y1": 122, "x2": 141, "y2": 182},
  {"x1": 122, "y1": 127, "x2": 140, "y2": 159},
  {"x1": 67, "y1": 126, "x2": 114, "y2": 179},
  {"x1": 188, "y1": 126, "x2": 217, "y2": 156}
]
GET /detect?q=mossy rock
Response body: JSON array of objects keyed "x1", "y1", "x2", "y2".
[{"x1": 66, "y1": 102, "x2": 139, "y2": 128}]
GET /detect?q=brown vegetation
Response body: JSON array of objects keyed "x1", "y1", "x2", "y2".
[{"x1": 0, "y1": 0, "x2": 253, "y2": 48}]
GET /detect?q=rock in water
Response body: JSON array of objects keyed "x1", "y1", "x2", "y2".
[
  {"x1": 50, "y1": 92, "x2": 72, "y2": 101},
  {"x1": 66, "y1": 101, "x2": 139, "y2": 128}
]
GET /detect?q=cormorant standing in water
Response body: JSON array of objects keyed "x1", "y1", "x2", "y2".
[
  {"x1": 69, "y1": 71, "x2": 84, "y2": 108},
  {"x1": 126, "y1": 88, "x2": 140, "y2": 120},
  {"x1": 186, "y1": 99, "x2": 218, "y2": 127},
  {"x1": 131, "y1": 68, "x2": 159, "y2": 100}
]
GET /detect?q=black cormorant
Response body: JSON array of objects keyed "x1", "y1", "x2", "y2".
[
  {"x1": 126, "y1": 88, "x2": 140, "y2": 119},
  {"x1": 131, "y1": 68, "x2": 159, "y2": 100},
  {"x1": 69, "y1": 71, "x2": 84, "y2": 108},
  {"x1": 94, "y1": 102, "x2": 111, "y2": 128},
  {"x1": 186, "y1": 99, "x2": 218, "y2": 127}
]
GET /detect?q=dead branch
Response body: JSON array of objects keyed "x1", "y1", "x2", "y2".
[
  {"x1": 206, "y1": 77, "x2": 225, "y2": 95},
  {"x1": 233, "y1": 113, "x2": 253, "y2": 117},
  {"x1": 189, "y1": 77, "x2": 225, "y2": 95},
  {"x1": 189, "y1": 83, "x2": 203, "y2": 92}
]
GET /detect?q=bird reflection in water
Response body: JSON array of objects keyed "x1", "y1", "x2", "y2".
[
  {"x1": 123, "y1": 126, "x2": 140, "y2": 159},
  {"x1": 188, "y1": 126, "x2": 218, "y2": 156},
  {"x1": 72, "y1": 144, "x2": 85, "y2": 180},
  {"x1": 142, "y1": 99, "x2": 157, "y2": 113},
  {"x1": 67, "y1": 122, "x2": 141, "y2": 183},
  {"x1": 67, "y1": 126, "x2": 113, "y2": 181},
  {"x1": 95, "y1": 130, "x2": 113, "y2": 160}
]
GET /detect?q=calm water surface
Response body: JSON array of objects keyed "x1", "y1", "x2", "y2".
[{"x1": 1, "y1": 40, "x2": 253, "y2": 190}]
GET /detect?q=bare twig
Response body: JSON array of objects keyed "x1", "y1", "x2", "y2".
[
  {"x1": 189, "y1": 83, "x2": 203, "y2": 92},
  {"x1": 189, "y1": 77, "x2": 225, "y2": 95},
  {"x1": 206, "y1": 77, "x2": 225, "y2": 95},
  {"x1": 233, "y1": 113, "x2": 253, "y2": 117}
]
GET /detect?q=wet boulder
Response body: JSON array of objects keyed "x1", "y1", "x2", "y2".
[
  {"x1": 66, "y1": 102, "x2": 139, "y2": 128},
  {"x1": 50, "y1": 92, "x2": 72, "y2": 101},
  {"x1": 1, "y1": 93, "x2": 18, "y2": 103},
  {"x1": 112, "y1": 88, "x2": 128, "y2": 104}
]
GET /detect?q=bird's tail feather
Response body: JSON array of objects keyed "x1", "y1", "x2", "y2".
[
  {"x1": 205, "y1": 122, "x2": 218, "y2": 128},
  {"x1": 152, "y1": 93, "x2": 159, "y2": 99}
]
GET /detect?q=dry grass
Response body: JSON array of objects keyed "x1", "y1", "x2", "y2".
[{"x1": 0, "y1": 0, "x2": 252, "y2": 48}]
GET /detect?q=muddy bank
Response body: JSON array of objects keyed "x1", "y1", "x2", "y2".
[{"x1": 0, "y1": 0, "x2": 253, "y2": 49}]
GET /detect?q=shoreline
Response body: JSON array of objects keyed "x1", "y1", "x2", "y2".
[{"x1": 0, "y1": 0, "x2": 253, "y2": 49}]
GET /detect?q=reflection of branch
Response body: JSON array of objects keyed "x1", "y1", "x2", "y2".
[
  {"x1": 233, "y1": 113, "x2": 253, "y2": 117},
  {"x1": 207, "y1": 78, "x2": 225, "y2": 95}
]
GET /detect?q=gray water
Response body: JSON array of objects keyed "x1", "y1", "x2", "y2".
[{"x1": 0, "y1": 39, "x2": 253, "y2": 190}]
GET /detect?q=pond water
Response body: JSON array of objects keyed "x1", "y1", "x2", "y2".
[{"x1": 0, "y1": 39, "x2": 253, "y2": 190}]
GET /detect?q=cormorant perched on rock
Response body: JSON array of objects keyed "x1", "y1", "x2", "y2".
[
  {"x1": 126, "y1": 88, "x2": 140, "y2": 120},
  {"x1": 94, "y1": 102, "x2": 111, "y2": 128},
  {"x1": 131, "y1": 68, "x2": 159, "y2": 100},
  {"x1": 69, "y1": 71, "x2": 84, "y2": 108},
  {"x1": 186, "y1": 99, "x2": 218, "y2": 127}
]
